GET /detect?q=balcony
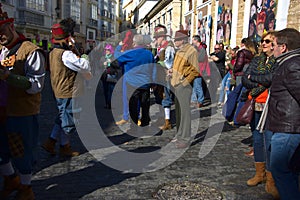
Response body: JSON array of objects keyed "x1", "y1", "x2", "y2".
[
  {"x1": 17, "y1": 11, "x2": 44, "y2": 26},
  {"x1": 88, "y1": 18, "x2": 98, "y2": 28}
]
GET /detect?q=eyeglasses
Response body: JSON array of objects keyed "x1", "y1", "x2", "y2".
[
  {"x1": 261, "y1": 39, "x2": 272, "y2": 44},
  {"x1": 214, "y1": 48, "x2": 220, "y2": 50}
]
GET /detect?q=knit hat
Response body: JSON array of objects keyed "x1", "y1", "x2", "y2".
[
  {"x1": 0, "y1": 3, "x2": 14, "y2": 26},
  {"x1": 174, "y1": 30, "x2": 189, "y2": 41},
  {"x1": 154, "y1": 25, "x2": 167, "y2": 38}
]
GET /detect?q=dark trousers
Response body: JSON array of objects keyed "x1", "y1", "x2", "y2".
[{"x1": 127, "y1": 84, "x2": 150, "y2": 126}]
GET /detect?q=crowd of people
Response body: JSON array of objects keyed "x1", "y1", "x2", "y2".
[{"x1": 0, "y1": 4, "x2": 299, "y2": 199}]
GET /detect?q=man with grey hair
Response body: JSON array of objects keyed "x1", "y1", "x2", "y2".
[
  {"x1": 115, "y1": 34, "x2": 155, "y2": 130},
  {"x1": 266, "y1": 28, "x2": 300, "y2": 200}
]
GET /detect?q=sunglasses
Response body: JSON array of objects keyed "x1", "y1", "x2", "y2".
[
  {"x1": 261, "y1": 39, "x2": 272, "y2": 44},
  {"x1": 214, "y1": 48, "x2": 220, "y2": 50}
]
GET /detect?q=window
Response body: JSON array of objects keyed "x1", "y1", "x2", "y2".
[
  {"x1": 91, "y1": 4, "x2": 97, "y2": 20},
  {"x1": 88, "y1": 31, "x2": 94, "y2": 40},
  {"x1": 169, "y1": 10, "x2": 172, "y2": 21},
  {"x1": 188, "y1": 0, "x2": 192, "y2": 10},
  {"x1": 26, "y1": 0, "x2": 46, "y2": 12},
  {"x1": 71, "y1": 0, "x2": 81, "y2": 23}
]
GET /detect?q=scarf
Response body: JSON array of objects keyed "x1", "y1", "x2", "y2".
[{"x1": 250, "y1": 53, "x2": 276, "y2": 97}]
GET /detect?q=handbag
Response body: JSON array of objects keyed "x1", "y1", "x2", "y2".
[
  {"x1": 236, "y1": 98, "x2": 255, "y2": 124},
  {"x1": 222, "y1": 83, "x2": 243, "y2": 121}
]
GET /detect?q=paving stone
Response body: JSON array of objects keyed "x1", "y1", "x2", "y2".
[{"x1": 1, "y1": 72, "x2": 276, "y2": 199}]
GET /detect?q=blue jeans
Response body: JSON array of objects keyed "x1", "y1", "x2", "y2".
[
  {"x1": 55, "y1": 98, "x2": 80, "y2": 135},
  {"x1": 191, "y1": 77, "x2": 204, "y2": 104},
  {"x1": 264, "y1": 130, "x2": 273, "y2": 171},
  {"x1": 250, "y1": 111, "x2": 265, "y2": 162},
  {"x1": 218, "y1": 72, "x2": 231, "y2": 103},
  {"x1": 162, "y1": 80, "x2": 173, "y2": 108},
  {"x1": 122, "y1": 79, "x2": 129, "y2": 120},
  {"x1": 270, "y1": 133, "x2": 300, "y2": 200}
]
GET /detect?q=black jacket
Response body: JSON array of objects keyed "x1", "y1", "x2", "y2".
[{"x1": 266, "y1": 48, "x2": 300, "y2": 133}]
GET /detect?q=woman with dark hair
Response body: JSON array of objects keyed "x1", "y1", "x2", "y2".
[
  {"x1": 233, "y1": 37, "x2": 257, "y2": 86},
  {"x1": 101, "y1": 44, "x2": 118, "y2": 109}
]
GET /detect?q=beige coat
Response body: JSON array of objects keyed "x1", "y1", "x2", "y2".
[{"x1": 171, "y1": 43, "x2": 199, "y2": 87}]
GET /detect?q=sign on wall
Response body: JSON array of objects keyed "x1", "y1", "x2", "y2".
[{"x1": 248, "y1": 0, "x2": 277, "y2": 44}]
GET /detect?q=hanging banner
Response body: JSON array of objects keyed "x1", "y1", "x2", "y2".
[
  {"x1": 197, "y1": 7, "x2": 211, "y2": 46},
  {"x1": 248, "y1": 0, "x2": 277, "y2": 44},
  {"x1": 216, "y1": 0, "x2": 233, "y2": 46}
]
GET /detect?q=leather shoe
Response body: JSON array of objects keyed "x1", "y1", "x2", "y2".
[
  {"x1": 116, "y1": 119, "x2": 128, "y2": 125},
  {"x1": 197, "y1": 103, "x2": 204, "y2": 108},
  {"x1": 175, "y1": 140, "x2": 189, "y2": 149},
  {"x1": 245, "y1": 147, "x2": 254, "y2": 156}
]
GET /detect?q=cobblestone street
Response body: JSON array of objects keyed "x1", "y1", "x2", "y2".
[{"x1": 30, "y1": 72, "x2": 274, "y2": 200}]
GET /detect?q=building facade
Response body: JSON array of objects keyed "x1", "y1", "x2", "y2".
[
  {"x1": 132, "y1": 0, "x2": 299, "y2": 54},
  {"x1": 142, "y1": 0, "x2": 185, "y2": 39},
  {"x1": 1, "y1": 0, "x2": 119, "y2": 51}
]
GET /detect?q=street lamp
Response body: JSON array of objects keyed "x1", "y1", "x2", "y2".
[
  {"x1": 55, "y1": 7, "x2": 60, "y2": 20},
  {"x1": 102, "y1": 24, "x2": 107, "y2": 40}
]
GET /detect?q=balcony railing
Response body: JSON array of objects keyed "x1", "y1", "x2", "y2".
[
  {"x1": 88, "y1": 18, "x2": 98, "y2": 27},
  {"x1": 18, "y1": 11, "x2": 44, "y2": 26}
]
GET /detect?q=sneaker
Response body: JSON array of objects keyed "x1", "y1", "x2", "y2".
[{"x1": 115, "y1": 119, "x2": 129, "y2": 125}]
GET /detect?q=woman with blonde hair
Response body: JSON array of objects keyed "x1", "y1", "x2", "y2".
[{"x1": 241, "y1": 31, "x2": 279, "y2": 199}]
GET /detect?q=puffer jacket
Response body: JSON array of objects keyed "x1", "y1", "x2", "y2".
[
  {"x1": 265, "y1": 48, "x2": 300, "y2": 133},
  {"x1": 233, "y1": 49, "x2": 254, "y2": 76}
]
